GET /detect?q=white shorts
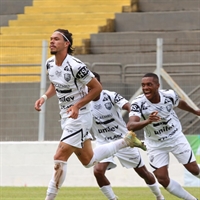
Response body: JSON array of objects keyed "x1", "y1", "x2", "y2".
[
  {"x1": 60, "y1": 112, "x2": 93, "y2": 148},
  {"x1": 98, "y1": 146, "x2": 144, "y2": 170},
  {"x1": 147, "y1": 135, "x2": 196, "y2": 171}
]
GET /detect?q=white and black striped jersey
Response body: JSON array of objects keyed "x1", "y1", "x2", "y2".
[
  {"x1": 129, "y1": 89, "x2": 182, "y2": 143},
  {"x1": 46, "y1": 54, "x2": 94, "y2": 118},
  {"x1": 91, "y1": 90, "x2": 128, "y2": 144}
]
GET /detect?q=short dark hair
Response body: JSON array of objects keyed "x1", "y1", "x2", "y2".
[
  {"x1": 143, "y1": 73, "x2": 159, "y2": 82},
  {"x1": 92, "y1": 71, "x2": 101, "y2": 82},
  {"x1": 54, "y1": 28, "x2": 74, "y2": 55}
]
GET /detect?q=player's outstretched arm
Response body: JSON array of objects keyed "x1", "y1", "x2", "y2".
[{"x1": 178, "y1": 99, "x2": 200, "y2": 116}]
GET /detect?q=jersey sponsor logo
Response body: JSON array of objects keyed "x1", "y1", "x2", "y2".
[
  {"x1": 53, "y1": 83, "x2": 69, "y2": 89},
  {"x1": 60, "y1": 104, "x2": 73, "y2": 110},
  {"x1": 94, "y1": 104, "x2": 101, "y2": 110},
  {"x1": 114, "y1": 93, "x2": 123, "y2": 103},
  {"x1": 76, "y1": 66, "x2": 89, "y2": 79},
  {"x1": 64, "y1": 65, "x2": 70, "y2": 71},
  {"x1": 153, "y1": 118, "x2": 171, "y2": 127},
  {"x1": 103, "y1": 97, "x2": 109, "y2": 101},
  {"x1": 98, "y1": 125, "x2": 119, "y2": 134},
  {"x1": 95, "y1": 118, "x2": 115, "y2": 125},
  {"x1": 95, "y1": 114, "x2": 113, "y2": 119},
  {"x1": 154, "y1": 124, "x2": 175, "y2": 135},
  {"x1": 105, "y1": 133, "x2": 123, "y2": 141},
  {"x1": 164, "y1": 97, "x2": 172, "y2": 104},
  {"x1": 131, "y1": 103, "x2": 140, "y2": 112},
  {"x1": 105, "y1": 102, "x2": 112, "y2": 110},
  {"x1": 59, "y1": 96, "x2": 74, "y2": 102},
  {"x1": 158, "y1": 128, "x2": 178, "y2": 141},
  {"x1": 64, "y1": 73, "x2": 71, "y2": 82},
  {"x1": 55, "y1": 70, "x2": 62, "y2": 77},
  {"x1": 155, "y1": 106, "x2": 163, "y2": 111}
]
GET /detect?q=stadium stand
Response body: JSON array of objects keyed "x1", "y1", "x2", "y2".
[
  {"x1": 0, "y1": 0, "x2": 200, "y2": 141},
  {"x1": 0, "y1": 0, "x2": 132, "y2": 82}
]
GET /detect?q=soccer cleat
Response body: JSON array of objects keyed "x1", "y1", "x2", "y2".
[{"x1": 124, "y1": 131, "x2": 147, "y2": 151}]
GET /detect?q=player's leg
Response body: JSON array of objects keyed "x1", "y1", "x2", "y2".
[
  {"x1": 46, "y1": 115, "x2": 90, "y2": 200},
  {"x1": 174, "y1": 135, "x2": 200, "y2": 178},
  {"x1": 45, "y1": 142, "x2": 75, "y2": 200},
  {"x1": 134, "y1": 166, "x2": 164, "y2": 200},
  {"x1": 115, "y1": 147, "x2": 164, "y2": 200},
  {"x1": 76, "y1": 136, "x2": 146, "y2": 169},
  {"x1": 94, "y1": 161, "x2": 118, "y2": 200},
  {"x1": 150, "y1": 144, "x2": 197, "y2": 200},
  {"x1": 75, "y1": 138, "x2": 127, "y2": 167},
  {"x1": 184, "y1": 161, "x2": 200, "y2": 178},
  {"x1": 154, "y1": 166, "x2": 197, "y2": 200}
]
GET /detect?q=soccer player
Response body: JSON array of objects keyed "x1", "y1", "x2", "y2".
[
  {"x1": 127, "y1": 72, "x2": 200, "y2": 200},
  {"x1": 34, "y1": 29, "x2": 146, "y2": 200},
  {"x1": 91, "y1": 72, "x2": 165, "y2": 200}
]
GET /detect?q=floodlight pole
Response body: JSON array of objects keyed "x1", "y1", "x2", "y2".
[{"x1": 38, "y1": 40, "x2": 48, "y2": 141}]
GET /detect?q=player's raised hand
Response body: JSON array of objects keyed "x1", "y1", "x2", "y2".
[{"x1": 148, "y1": 111, "x2": 160, "y2": 123}]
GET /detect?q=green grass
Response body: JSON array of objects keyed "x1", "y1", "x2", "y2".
[{"x1": 0, "y1": 187, "x2": 199, "y2": 200}]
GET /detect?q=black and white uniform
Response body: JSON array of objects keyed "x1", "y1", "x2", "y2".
[
  {"x1": 46, "y1": 54, "x2": 94, "y2": 148},
  {"x1": 129, "y1": 89, "x2": 195, "y2": 170},
  {"x1": 91, "y1": 90, "x2": 144, "y2": 170}
]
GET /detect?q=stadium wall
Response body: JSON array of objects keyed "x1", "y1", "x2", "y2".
[{"x1": 1, "y1": 141, "x2": 199, "y2": 187}]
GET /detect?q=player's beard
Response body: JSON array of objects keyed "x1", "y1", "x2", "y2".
[{"x1": 50, "y1": 51, "x2": 57, "y2": 55}]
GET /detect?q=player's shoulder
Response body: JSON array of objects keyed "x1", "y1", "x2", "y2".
[
  {"x1": 102, "y1": 89, "x2": 115, "y2": 96},
  {"x1": 160, "y1": 89, "x2": 176, "y2": 97},
  {"x1": 134, "y1": 93, "x2": 146, "y2": 102},
  {"x1": 66, "y1": 55, "x2": 85, "y2": 67},
  {"x1": 46, "y1": 56, "x2": 55, "y2": 70}
]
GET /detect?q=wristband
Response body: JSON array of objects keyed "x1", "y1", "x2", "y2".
[{"x1": 41, "y1": 94, "x2": 48, "y2": 101}]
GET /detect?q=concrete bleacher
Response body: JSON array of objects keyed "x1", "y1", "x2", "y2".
[
  {"x1": 0, "y1": 0, "x2": 33, "y2": 26},
  {"x1": 0, "y1": 0, "x2": 200, "y2": 141},
  {"x1": 0, "y1": 0, "x2": 131, "y2": 83},
  {"x1": 76, "y1": 0, "x2": 200, "y2": 137}
]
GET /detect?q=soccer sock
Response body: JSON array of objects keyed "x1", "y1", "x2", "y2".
[
  {"x1": 166, "y1": 179, "x2": 196, "y2": 200},
  {"x1": 100, "y1": 185, "x2": 116, "y2": 200},
  {"x1": 45, "y1": 160, "x2": 67, "y2": 200},
  {"x1": 85, "y1": 139, "x2": 127, "y2": 168},
  {"x1": 94, "y1": 139, "x2": 127, "y2": 162},
  {"x1": 147, "y1": 182, "x2": 164, "y2": 200}
]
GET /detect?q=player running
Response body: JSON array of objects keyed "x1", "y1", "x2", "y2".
[
  {"x1": 91, "y1": 72, "x2": 164, "y2": 200},
  {"x1": 127, "y1": 72, "x2": 200, "y2": 200}
]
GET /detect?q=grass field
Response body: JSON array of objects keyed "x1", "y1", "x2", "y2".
[{"x1": 0, "y1": 187, "x2": 199, "y2": 200}]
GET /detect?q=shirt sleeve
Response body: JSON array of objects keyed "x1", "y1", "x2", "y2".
[
  {"x1": 74, "y1": 64, "x2": 94, "y2": 85},
  {"x1": 129, "y1": 100, "x2": 142, "y2": 118},
  {"x1": 105, "y1": 90, "x2": 128, "y2": 109},
  {"x1": 167, "y1": 89, "x2": 180, "y2": 107}
]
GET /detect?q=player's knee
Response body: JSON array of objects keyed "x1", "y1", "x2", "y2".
[
  {"x1": 156, "y1": 175, "x2": 169, "y2": 187},
  {"x1": 93, "y1": 167, "x2": 104, "y2": 177},
  {"x1": 84, "y1": 155, "x2": 97, "y2": 168},
  {"x1": 190, "y1": 168, "x2": 200, "y2": 176},
  {"x1": 185, "y1": 162, "x2": 200, "y2": 176}
]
